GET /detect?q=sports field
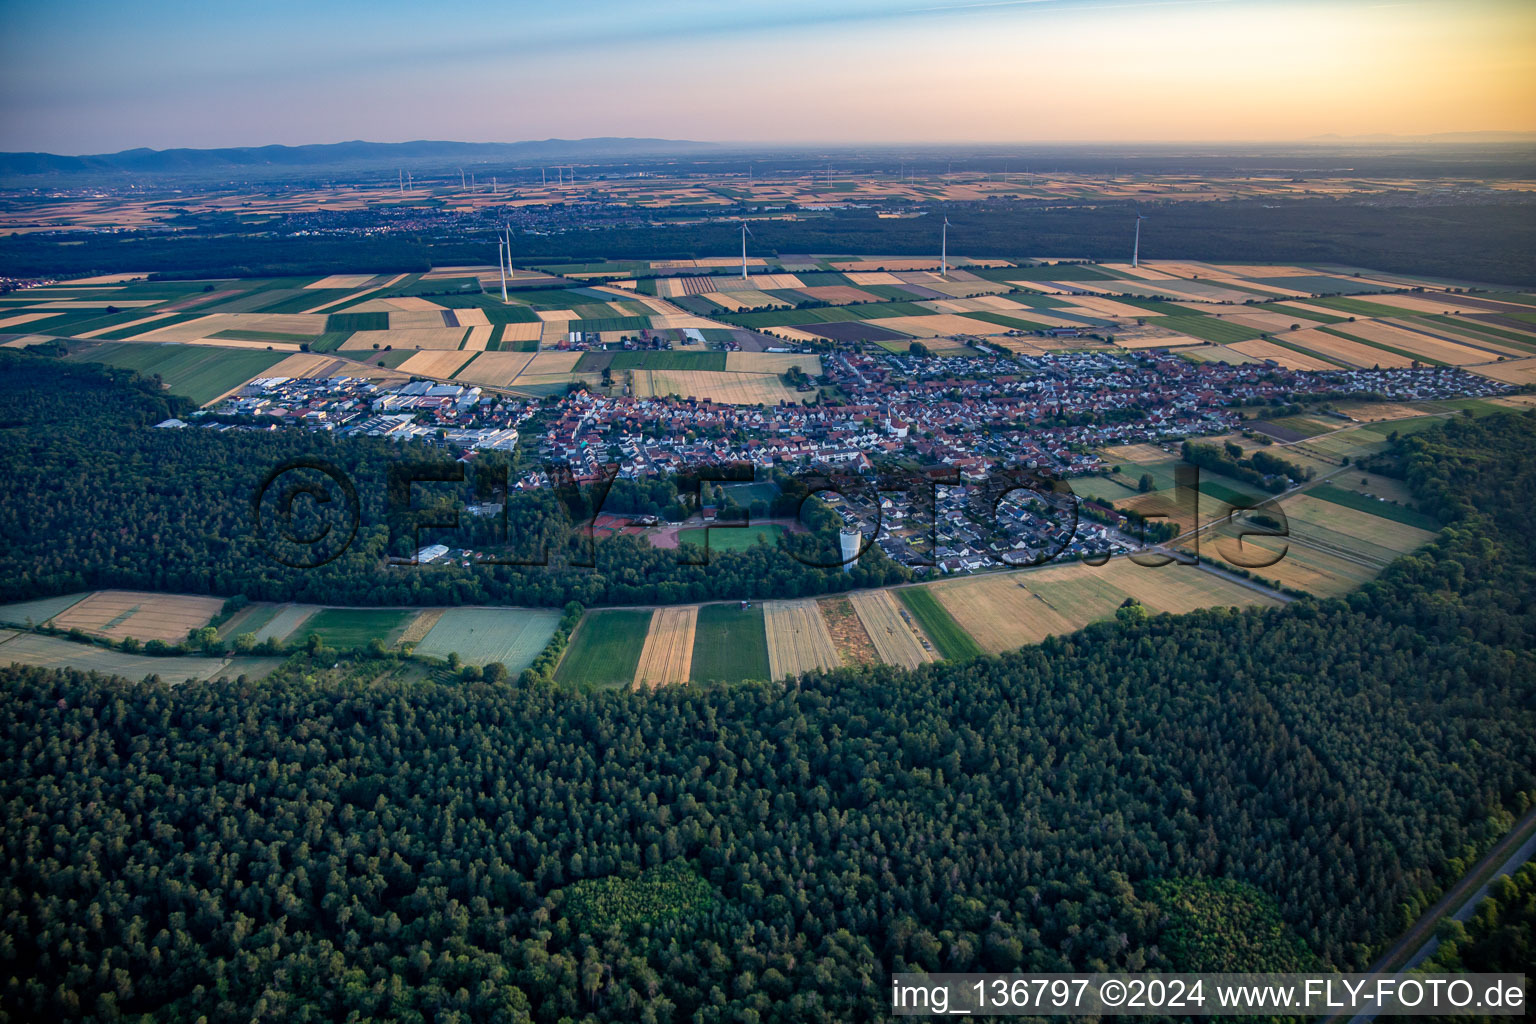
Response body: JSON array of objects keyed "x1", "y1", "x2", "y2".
[
  {"x1": 676, "y1": 523, "x2": 787, "y2": 553},
  {"x1": 411, "y1": 607, "x2": 563, "y2": 670},
  {"x1": 554, "y1": 609, "x2": 652, "y2": 688}
]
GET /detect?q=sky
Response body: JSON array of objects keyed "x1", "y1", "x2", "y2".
[{"x1": 1, "y1": 0, "x2": 1533, "y2": 154}]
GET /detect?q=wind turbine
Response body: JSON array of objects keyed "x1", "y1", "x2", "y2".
[
  {"x1": 740, "y1": 220, "x2": 754, "y2": 280},
  {"x1": 498, "y1": 239, "x2": 508, "y2": 301},
  {"x1": 941, "y1": 217, "x2": 950, "y2": 277},
  {"x1": 459, "y1": 168, "x2": 467, "y2": 190},
  {"x1": 504, "y1": 223, "x2": 513, "y2": 281},
  {"x1": 1132, "y1": 211, "x2": 1147, "y2": 268}
]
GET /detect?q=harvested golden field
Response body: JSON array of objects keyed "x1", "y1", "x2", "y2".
[
  {"x1": 763, "y1": 600, "x2": 841, "y2": 678},
  {"x1": 1100, "y1": 262, "x2": 1179, "y2": 280},
  {"x1": 1276, "y1": 328, "x2": 1411, "y2": 368},
  {"x1": 1223, "y1": 535, "x2": 1377, "y2": 598},
  {"x1": 1360, "y1": 293, "x2": 1487, "y2": 315},
  {"x1": 849, "y1": 591, "x2": 935, "y2": 669},
  {"x1": 933, "y1": 560, "x2": 1278, "y2": 653},
  {"x1": 1057, "y1": 295, "x2": 1164, "y2": 318},
  {"x1": 0, "y1": 312, "x2": 63, "y2": 330},
  {"x1": 498, "y1": 321, "x2": 543, "y2": 343},
  {"x1": 797, "y1": 285, "x2": 881, "y2": 305},
  {"x1": 535, "y1": 309, "x2": 578, "y2": 322},
  {"x1": 1099, "y1": 442, "x2": 1171, "y2": 463},
  {"x1": 388, "y1": 310, "x2": 455, "y2": 330},
  {"x1": 817, "y1": 596, "x2": 878, "y2": 666},
  {"x1": 1116, "y1": 334, "x2": 1207, "y2": 351},
  {"x1": 399, "y1": 350, "x2": 476, "y2": 377},
  {"x1": 697, "y1": 292, "x2": 755, "y2": 312},
  {"x1": 633, "y1": 607, "x2": 693, "y2": 688},
  {"x1": 453, "y1": 308, "x2": 491, "y2": 327},
  {"x1": 762, "y1": 327, "x2": 823, "y2": 344},
  {"x1": 74, "y1": 311, "x2": 176, "y2": 338},
  {"x1": 452, "y1": 352, "x2": 535, "y2": 386},
  {"x1": 382, "y1": 296, "x2": 444, "y2": 311},
  {"x1": 263, "y1": 352, "x2": 342, "y2": 379},
  {"x1": 49, "y1": 590, "x2": 224, "y2": 643},
  {"x1": 341, "y1": 328, "x2": 466, "y2": 351},
  {"x1": 1335, "y1": 400, "x2": 1430, "y2": 421},
  {"x1": 520, "y1": 351, "x2": 583, "y2": 375},
  {"x1": 845, "y1": 272, "x2": 902, "y2": 286},
  {"x1": 462, "y1": 326, "x2": 493, "y2": 350},
  {"x1": 876, "y1": 314, "x2": 1005, "y2": 338},
  {"x1": 834, "y1": 258, "x2": 946, "y2": 271},
  {"x1": 1467, "y1": 356, "x2": 1536, "y2": 385},
  {"x1": 305, "y1": 274, "x2": 376, "y2": 289},
  {"x1": 1228, "y1": 338, "x2": 1353, "y2": 370},
  {"x1": 724, "y1": 352, "x2": 822, "y2": 374},
  {"x1": 397, "y1": 609, "x2": 443, "y2": 647},
  {"x1": 634, "y1": 370, "x2": 802, "y2": 405},
  {"x1": 1227, "y1": 312, "x2": 1317, "y2": 332},
  {"x1": 1337, "y1": 321, "x2": 1511, "y2": 363}
]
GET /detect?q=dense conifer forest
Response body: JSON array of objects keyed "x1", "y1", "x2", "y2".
[
  {"x1": 0, "y1": 351, "x2": 906, "y2": 610},
  {"x1": 1, "y1": 408, "x2": 1533, "y2": 1021}
]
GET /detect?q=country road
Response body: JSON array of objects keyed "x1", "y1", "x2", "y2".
[{"x1": 1332, "y1": 802, "x2": 1536, "y2": 1024}]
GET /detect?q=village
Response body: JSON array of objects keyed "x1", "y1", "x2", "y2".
[{"x1": 199, "y1": 341, "x2": 1514, "y2": 575}]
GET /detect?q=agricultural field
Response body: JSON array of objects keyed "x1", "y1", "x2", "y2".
[
  {"x1": 762, "y1": 600, "x2": 841, "y2": 679},
  {"x1": 633, "y1": 606, "x2": 695, "y2": 688},
  {"x1": 817, "y1": 595, "x2": 879, "y2": 666},
  {"x1": 931, "y1": 559, "x2": 1280, "y2": 653},
  {"x1": 62, "y1": 343, "x2": 292, "y2": 406},
  {"x1": 553, "y1": 609, "x2": 652, "y2": 688},
  {"x1": 848, "y1": 590, "x2": 935, "y2": 669},
  {"x1": 47, "y1": 590, "x2": 223, "y2": 644},
  {"x1": 295, "y1": 608, "x2": 418, "y2": 651},
  {"x1": 0, "y1": 593, "x2": 90, "y2": 629},
  {"x1": 0, "y1": 631, "x2": 280, "y2": 684},
  {"x1": 409, "y1": 607, "x2": 563, "y2": 670},
  {"x1": 688, "y1": 604, "x2": 770, "y2": 684},
  {"x1": 252, "y1": 604, "x2": 321, "y2": 643},
  {"x1": 896, "y1": 587, "x2": 985, "y2": 661}
]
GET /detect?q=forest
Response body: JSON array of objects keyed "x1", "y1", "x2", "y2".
[
  {"x1": 3, "y1": 195, "x2": 1534, "y2": 285},
  {"x1": 0, "y1": 410, "x2": 1532, "y2": 1022},
  {"x1": 0, "y1": 351, "x2": 908, "y2": 610}
]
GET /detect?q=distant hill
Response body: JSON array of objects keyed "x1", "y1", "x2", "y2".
[{"x1": 0, "y1": 138, "x2": 718, "y2": 177}]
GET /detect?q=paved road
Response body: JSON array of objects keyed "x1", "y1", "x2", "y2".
[{"x1": 1332, "y1": 803, "x2": 1536, "y2": 1024}]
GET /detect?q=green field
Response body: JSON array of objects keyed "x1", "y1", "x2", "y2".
[
  {"x1": 575, "y1": 350, "x2": 727, "y2": 372},
  {"x1": 326, "y1": 312, "x2": 387, "y2": 332},
  {"x1": 1306, "y1": 484, "x2": 1440, "y2": 530},
  {"x1": 1158, "y1": 316, "x2": 1262, "y2": 344},
  {"x1": 0, "y1": 593, "x2": 90, "y2": 628},
  {"x1": 553, "y1": 609, "x2": 652, "y2": 688},
  {"x1": 689, "y1": 604, "x2": 769, "y2": 683},
  {"x1": 411, "y1": 607, "x2": 563, "y2": 670},
  {"x1": 960, "y1": 311, "x2": 1055, "y2": 332},
  {"x1": 69, "y1": 343, "x2": 290, "y2": 405},
  {"x1": 297, "y1": 609, "x2": 416, "y2": 651},
  {"x1": 677, "y1": 523, "x2": 787, "y2": 553},
  {"x1": 898, "y1": 587, "x2": 984, "y2": 661}
]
